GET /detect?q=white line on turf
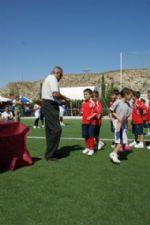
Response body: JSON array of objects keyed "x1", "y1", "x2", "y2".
[{"x1": 27, "y1": 136, "x2": 150, "y2": 142}]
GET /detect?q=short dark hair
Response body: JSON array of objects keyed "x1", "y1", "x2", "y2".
[
  {"x1": 141, "y1": 98, "x2": 146, "y2": 104},
  {"x1": 112, "y1": 89, "x2": 120, "y2": 95},
  {"x1": 120, "y1": 88, "x2": 133, "y2": 97},
  {"x1": 133, "y1": 91, "x2": 141, "y2": 99},
  {"x1": 93, "y1": 90, "x2": 99, "y2": 97},
  {"x1": 83, "y1": 88, "x2": 93, "y2": 95}
]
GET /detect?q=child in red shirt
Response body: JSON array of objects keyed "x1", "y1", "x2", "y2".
[
  {"x1": 92, "y1": 90, "x2": 104, "y2": 150},
  {"x1": 146, "y1": 90, "x2": 150, "y2": 136},
  {"x1": 130, "y1": 91, "x2": 147, "y2": 148},
  {"x1": 80, "y1": 89, "x2": 97, "y2": 156}
]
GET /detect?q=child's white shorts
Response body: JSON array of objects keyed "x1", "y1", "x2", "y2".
[{"x1": 113, "y1": 120, "x2": 128, "y2": 144}]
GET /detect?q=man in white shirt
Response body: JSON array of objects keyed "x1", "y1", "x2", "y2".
[{"x1": 41, "y1": 66, "x2": 70, "y2": 161}]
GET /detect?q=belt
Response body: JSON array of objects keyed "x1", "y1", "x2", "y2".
[{"x1": 42, "y1": 99, "x2": 59, "y2": 106}]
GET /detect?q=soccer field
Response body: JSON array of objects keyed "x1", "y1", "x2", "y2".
[{"x1": 0, "y1": 119, "x2": 150, "y2": 225}]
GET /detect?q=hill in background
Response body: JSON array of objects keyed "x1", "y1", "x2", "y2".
[{"x1": 0, "y1": 69, "x2": 150, "y2": 100}]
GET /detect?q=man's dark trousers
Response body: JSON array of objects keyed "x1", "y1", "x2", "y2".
[{"x1": 42, "y1": 100, "x2": 62, "y2": 159}]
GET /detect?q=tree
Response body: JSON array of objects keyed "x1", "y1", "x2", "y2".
[{"x1": 101, "y1": 74, "x2": 106, "y2": 98}]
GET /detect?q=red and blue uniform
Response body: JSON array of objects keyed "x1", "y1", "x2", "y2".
[{"x1": 80, "y1": 99, "x2": 96, "y2": 149}]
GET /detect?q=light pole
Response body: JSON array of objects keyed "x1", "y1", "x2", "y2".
[{"x1": 120, "y1": 52, "x2": 123, "y2": 90}]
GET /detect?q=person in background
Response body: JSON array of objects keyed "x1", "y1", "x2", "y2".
[
  {"x1": 129, "y1": 91, "x2": 147, "y2": 149},
  {"x1": 141, "y1": 99, "x2": 148, "y2": 132},
  {"x1": 1, "y1": 107, "x2": 14, "y2": 121},
  {"x1": 40, "y1": 108, "x2": 45, "y2": 128},
  {"x1": 7, "y1": 102, "x2": 14, "y2": 116},
  {"x1": 146, "y1": 90, "x2": 150, "y2": 150},
  {"x1": 146, "y1": 90, "x2": 150, "y2": 136},
  {"x1": 80, "y1": 89, "x2": 97, "y2": 156},
  {"x1": 33, "y1": 103, "x2": 41, "y2": 128},
  {"x1": 109, "y1": 88, "x2": 133, "y2": 164},
  {"x1": 13, "y1": 96, "x2": 22, "y2": 122},
  {"x1": 109, "y1": 89, "x2": 120, "y2": 148},
  {"x1": 92, "y1": 90, "x2": 104, "y2": 150},
  {"x1": 59, "y1": 104, "x2": 66, "y2": 126}
]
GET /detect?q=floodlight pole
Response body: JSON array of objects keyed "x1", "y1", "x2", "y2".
[{"x1": 120, "y1": 52, "x2": 123, "y2": 91}]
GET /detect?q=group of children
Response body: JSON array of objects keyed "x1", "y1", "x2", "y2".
[{"x1": 80, "y1": 88, "x2": 150, "y2": 164}]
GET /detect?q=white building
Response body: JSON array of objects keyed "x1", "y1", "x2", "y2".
[{"x1": 60, "y1": 86, "x2": 95, "y2": 100}]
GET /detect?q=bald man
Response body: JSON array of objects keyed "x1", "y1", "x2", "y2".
[{"x1": 42, "y1": 66, "x2": 70, "y2": 161}]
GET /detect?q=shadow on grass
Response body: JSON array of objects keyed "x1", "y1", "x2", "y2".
[
  {"x1": 118, "y1": 151, "x2": 133, "y2": 161},
  {"x1": 0, "y1": 157, "x2": 42, "y2": 174},
  {"x1": 56, "y1": 145, "x2": 84, "y2": 159},
  {"x1": 145, "y1": 141, "x2": 150, "y2": 146}
]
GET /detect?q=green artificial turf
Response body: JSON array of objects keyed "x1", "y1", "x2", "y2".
[{"x1": 0, "y1": 119, "x2": 150, "y2": 225}]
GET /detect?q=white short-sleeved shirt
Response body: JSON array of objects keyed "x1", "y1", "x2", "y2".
[
  {"x1": 42, "y1": 74, "x2": 59, "y2": 101},
  {"x1": 1, "y1": 111, "x2": 13, "y2": 120}
]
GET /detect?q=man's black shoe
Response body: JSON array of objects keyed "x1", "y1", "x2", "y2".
[{"x1": 46, "y1": 157, "x2": 59, "y2": 162}]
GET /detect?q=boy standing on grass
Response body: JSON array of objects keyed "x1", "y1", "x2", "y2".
[
  {"x1": 146, "y1": 90, "x2": 150, "y2": 136},
  {"x1": 80, "y1": 89, "x2": 97, "y2": 156},
  {"x1": 109, "y1": 88, "x2": 133, "y2": 164},
  {"x1": 129, "y1": 91, "x2": 147, "y2": 149},
  {"x1": 92, "y1": 90, "x2": 104, "y2": 150},
  {"x1": 109, "y1": 89, "x2": 120, "y2": 148}
]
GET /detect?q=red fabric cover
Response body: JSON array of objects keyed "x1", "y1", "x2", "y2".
[{"x1": 0, "y1": 122, "x2": 32, "y2": 171}]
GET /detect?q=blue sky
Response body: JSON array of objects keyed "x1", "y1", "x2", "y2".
[{"x1": 0, "y1": 0, "x2": 150, "y2": 87}]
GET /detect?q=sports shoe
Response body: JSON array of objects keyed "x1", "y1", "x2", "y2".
[
  {"x1": 99, "y1": 141, "x2": 104, "y2": 147},
  {"x1": 82, "y1": 148, "x2": 90, "y2": 154},
  {"x1": 145, "y1": 132, "x2": 150, "y2": 136},
  {"x1": 134, "y1": 142, "x2": 144, "y2": 148},
  {"x1": 60, "y1": 122, "x2": 65, "y2": 126},
  {"x1": 87, "y1": 149, "x2": 94, "y2": 156},
  {"x1": 109, "y1": 152, "x2": 120, "y2": 164},
  {"x1": 98, "y1": 143, "x2": 102, "y2": 150},
  {"x1": 129, "y1": 141, "x2": 136, "y2": 147},
  {"x1": 147, "y1": 145, "x2": 150, "y2": 150},
  {"x1": 111, "y1": 144, "x2": 115, "y2": 148},
  {"x1": 33, "y1": 126, "x2": 36, "y2": 129}
]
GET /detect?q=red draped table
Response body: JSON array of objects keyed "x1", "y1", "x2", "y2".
[{"x1": 0, "y1": 122, "x2": 32, "y2": 171}]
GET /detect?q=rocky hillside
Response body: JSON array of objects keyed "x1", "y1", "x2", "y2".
[{"x1": 0, "y1": 69, "x2": 150, "y2": 99}]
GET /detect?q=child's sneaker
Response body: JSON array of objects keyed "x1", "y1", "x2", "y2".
[
  {"x1": 129, "y1": 141, "x2": 136, "y2": 147},
  {"x1": 111, "y1": 144, "x2": 115, "y2": 148},
  {"x1": 60, "y1": 122, "x2": 65, "y2": 126},
  {"x1": 33, "y1": 126, "x2": 36, "y2": 129},
  {"x1": 147, "y1": 145, "x2": 150, "y2": 150},
  {"x1": 87, "y1": 149, "x2": 94, "y2": 156},
  {"x1": 109, "y1": 152, "x2": 120, "y2": 164},
  {"x1": 134, "y1": 142, "x2": 144, "y2": 148},
  {"x1": 145, "y1": 132, "x2": 150, "y2": 136},
  {"x1": 99, "y1": 141, "x2": 104, "y2": 146},
  {"x1": 82, "y1": 148, "x2": 90, "y2": 154},
  {"x1": 98, "y1": 143, "x2": 102, "y2": 150}
]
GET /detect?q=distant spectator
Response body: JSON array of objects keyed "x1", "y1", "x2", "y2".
[
  {"x1": 59, "y1": 104, "x2": 66, "y2": 126},
  {"x1": 13, "y1": 96, "x2": 22, "y2": 122},
  {"x1": 40, "y1": 108, "x2": 45, "y2": 128},
  {"x1": 33, "y1": 103, "x2": 40, "y2": 128},
  {"x1": 1, "y1": 107, "x2": 14, "y2": 121}
]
